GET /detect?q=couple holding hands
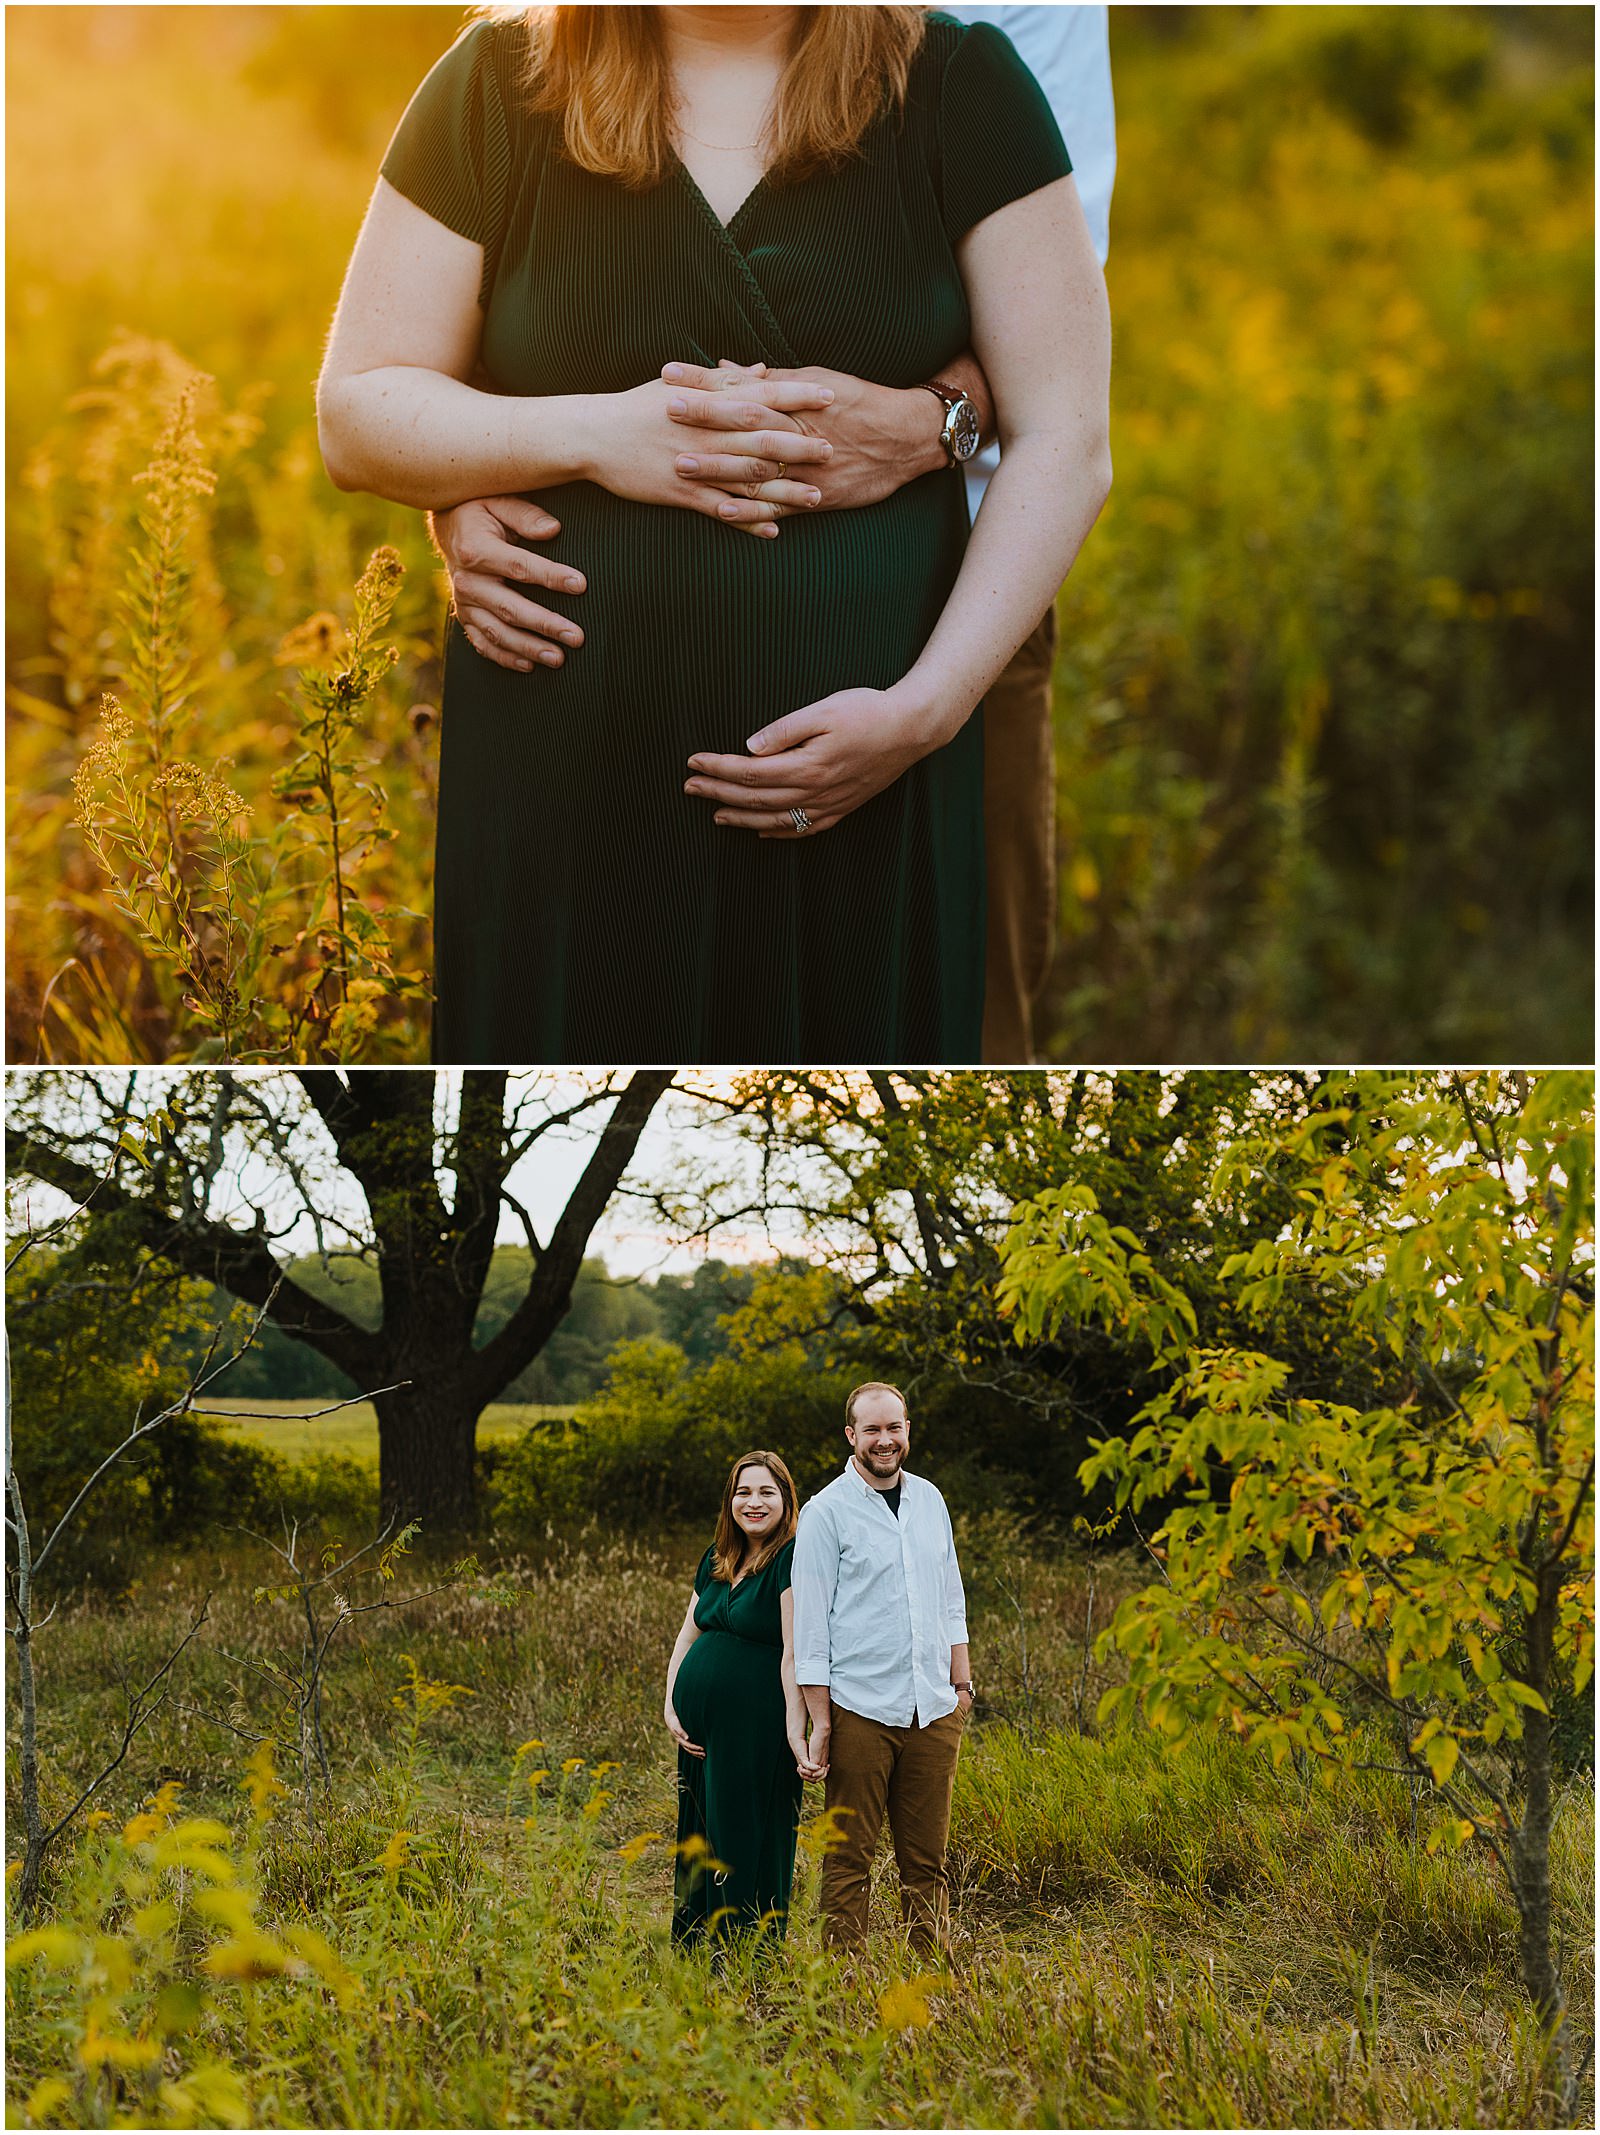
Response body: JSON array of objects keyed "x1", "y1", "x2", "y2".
[{"x1": 664, "y1": 1384, "x2": 972, "y2": 1956}]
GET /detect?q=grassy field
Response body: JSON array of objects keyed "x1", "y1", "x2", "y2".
[
  {"x1": 6, "y1": 1527, "x2": 1592, "y2": 2128},
  {"x1": 196, "y1": 1399, "x2": 563, "y2": 1469}
]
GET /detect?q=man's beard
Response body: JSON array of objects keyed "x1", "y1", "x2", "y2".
[{"x1": 860, "y1": 1446, "x2": 903, "y2": 1476}]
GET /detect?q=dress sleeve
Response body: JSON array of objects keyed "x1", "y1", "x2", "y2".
[
  {"x1": 379, "y1": 20, "x2": 513, "y2": 298},
  {"x1": 693, "y1": 1546, "x2": 715, "y2": 1597},
  {"x1": 773, "y1": 1538, "x2": 796, "y2": 1595},
  {"x1": 937, "y1": 20, "x2": 1073, "y2": 245}
]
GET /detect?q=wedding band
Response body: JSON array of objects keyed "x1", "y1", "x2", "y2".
[
  {"x1": 775, "y1": 460, "x2": 788, "y2": 481},
  {"x1": 790, "y1": 807, "x2": 812, "y2": 834}
]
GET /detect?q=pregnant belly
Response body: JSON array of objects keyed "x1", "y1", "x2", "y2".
[
  {"x1": 673, "y1": 1630, "x2": 785, "y2": 1751},
  {"x1": 476, "y1": 474, "x2": 968, "y2": 755}
]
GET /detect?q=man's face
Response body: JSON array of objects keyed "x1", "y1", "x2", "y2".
[{"x1": 846, "y1": 1391, "x2": 910, "y2": 1485}]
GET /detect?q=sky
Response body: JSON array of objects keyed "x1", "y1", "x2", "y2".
[{"x1": 5, "y1": 1070, "x2": 839, "y2": 1282}]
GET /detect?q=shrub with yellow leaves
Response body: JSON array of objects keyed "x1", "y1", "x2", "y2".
[{"x1": 4, "y1": 1748, "x2": 357, "y2": 2129}]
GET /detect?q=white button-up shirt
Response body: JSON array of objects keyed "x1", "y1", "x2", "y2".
[
  {"x1": 949, "y1": 4, "x2": 1117, "y2": 517},
  {"x1": 792, "y1": 1462, "x2": 970, "y2": 1728}
]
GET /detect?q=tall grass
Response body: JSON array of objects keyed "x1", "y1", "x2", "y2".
[
  {"x1": 6, "y1": 7, "x2": 1592, "y2": 1060},
  {"x1": 7, "y1": 1527, "x2": 1593, "y2": 2127}
]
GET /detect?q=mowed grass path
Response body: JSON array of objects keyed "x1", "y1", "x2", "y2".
[{"x1": 196, "y1": 1400, "x2": 564, "y2": 1468}]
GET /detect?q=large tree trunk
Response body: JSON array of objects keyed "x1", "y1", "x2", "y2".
[{"x1": 374, "y1": 1379, "x2": 484, "y2": 1534}]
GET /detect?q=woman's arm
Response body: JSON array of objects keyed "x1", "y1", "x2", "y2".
[
  {"x1": 682, "y1": 172, "x2": 1112, "y2": 837},
  {"x1": 664, "y1": 1590, "x2": 706, "y2": 1758},
  {"x1": 317, "y1": 182, "x2": 836, "y2": 515},
  {"x1": 781, "y1": 1589, "x2": 826, "y2": 1780}
]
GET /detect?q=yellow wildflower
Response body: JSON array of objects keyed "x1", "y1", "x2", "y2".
[
  {"x1": 202, "y1": 1930, "x2": 291, "y2": 1983},
  {"x1": 6, "y1": 1927, "x2": 83, "y2": 1971},
  {"x1": 24, "y1": 2077, "x2": 74, "y2": 2124},
  {"x1": 78, "y1": 2016, "x2": 162, "y2": 2070},
  {"x1": 276, "y1": 611, "x2": 346, "y2": 668},
  {"x1": 243, "y1": 1741, "x2": 288, "y2": 1821},
  {"x1": 878, "y1": 1975, "x2": 937, "y2": 2031}
]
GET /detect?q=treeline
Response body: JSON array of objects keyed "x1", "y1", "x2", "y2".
[{"x1": 196, "y1": 1253, "x2": 768, "y2": 1405}]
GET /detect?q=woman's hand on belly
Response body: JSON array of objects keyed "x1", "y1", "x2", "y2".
[
  {"x1": 684, "y1": 682, "x2": 958, "y2": 840},
  {"x1": 665, "y1": 1696, "x2": 706, "y2": 1758}
]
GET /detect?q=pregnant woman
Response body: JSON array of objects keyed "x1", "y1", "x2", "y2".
[
  {"x1": 318, "y1": 4, "x2": 1111, "y2": 1062},
  {"x1": 664, "y1": 1452, "x2": 821, "y2": 1944}
]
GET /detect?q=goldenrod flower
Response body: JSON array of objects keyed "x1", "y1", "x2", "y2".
[
  {"x1": 877, "y1": 1975, "x2": 936, "y2": 2031},
  {"x1": 78, "y1": 2016, "x2": 162, "y2": 2070},
  {"x1": 243, "y1": 1741, "x2": 288, "y2": 1821},
  {"x1": 202, "y1": 1930, "x2": 291, "y2": 1983}
]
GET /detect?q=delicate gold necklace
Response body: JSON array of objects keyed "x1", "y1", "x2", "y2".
[{"x1": 676, "y1": 122, "x2": 765, "y2": 152}]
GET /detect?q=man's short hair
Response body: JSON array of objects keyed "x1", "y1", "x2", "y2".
[{"x1": 844, "y1": 1380, "x2": 908, "y2": 1430}]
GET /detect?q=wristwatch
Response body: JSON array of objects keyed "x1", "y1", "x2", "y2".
[
  {"x1": 918, "y1": 377, "x2": 981, "y2": 467},
  {"x1": 954, "y1": 1681, "x2": 975, "y2": 1699}
]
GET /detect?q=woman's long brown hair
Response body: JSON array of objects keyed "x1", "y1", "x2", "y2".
[
  {"x1": 505, "y1": 6, "x2": 927, "y2": 191},
  {"x1": 711, "y1": 1450, "x2": 799, "y2": 1585}
]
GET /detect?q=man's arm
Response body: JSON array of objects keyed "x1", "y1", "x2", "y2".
[
  {"x1": 662, "y1": 352, "x2": 997, "y2": 513},
  {"x1": 428, "y1": 342, "x2": 995, "y2": 671}
]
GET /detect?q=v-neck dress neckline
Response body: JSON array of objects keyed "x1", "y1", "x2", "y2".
[
  {"x1": 669, "y1": 152, "x2": 798, "y2": 364},
  {"x1": 670, "y1": 148, "x2": 771, "y2": 246}
]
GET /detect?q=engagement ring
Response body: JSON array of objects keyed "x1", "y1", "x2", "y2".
[{"x1": 790, "y1": 807, "x2": 812, "y2": 835}]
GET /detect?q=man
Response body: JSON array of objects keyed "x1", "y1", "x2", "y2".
[
  {"x1": 429, "y1": 7, "x2": 1115, "y2": 1063},
  {"x1": 790, "y1": 1381, "x2": 972, "y2": 1958}
]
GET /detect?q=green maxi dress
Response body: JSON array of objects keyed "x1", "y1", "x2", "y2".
[
  {"x1": 380, "y1": 16, "x2": 1071, "y2": 1063},
  {"x1": 670, "y1": 1541, "x2": 801, "y2": 1943}
]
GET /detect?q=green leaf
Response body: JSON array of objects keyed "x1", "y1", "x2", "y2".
[
  {"x1": 1423, "y1": 1733, "x2": 1459, "y2": 1786},
  {"x1": 1502, "y1": 1680, "x2": 1549, "y2": 1713}
]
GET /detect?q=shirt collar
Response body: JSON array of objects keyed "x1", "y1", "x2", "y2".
[{"x1": 842, "y1": 1457, "x2": 914, "y2": 1499}]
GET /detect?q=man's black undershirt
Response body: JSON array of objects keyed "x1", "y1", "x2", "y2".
[{"x1": 882, "y1": 1480, "x2": 903, "y2": 1518}]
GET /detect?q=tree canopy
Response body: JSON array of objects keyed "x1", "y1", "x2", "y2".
[{"x1": 8, "y1": 1069, "x2": 672, "y2": 1526}]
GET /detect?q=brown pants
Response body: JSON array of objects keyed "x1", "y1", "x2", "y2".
[
  {"x1": 820, "y1": 1703, "x2": 965, "y2": 1956},
  {"x1": 981, "y1": 604, "x2": 1060, "y2": 1065}
]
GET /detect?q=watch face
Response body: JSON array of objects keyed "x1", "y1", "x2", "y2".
[{"x1": 948, "y1": 398, "x2": 981, "y2": 463}]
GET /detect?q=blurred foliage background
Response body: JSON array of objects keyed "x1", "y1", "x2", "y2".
[{"x1": 5, "y1": 5, "x2": 1593, "y2": 1061}]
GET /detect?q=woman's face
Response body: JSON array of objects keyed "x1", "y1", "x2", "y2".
[{"x1": 730, "y1": 1463, "x2": 785, "y2": 1542}]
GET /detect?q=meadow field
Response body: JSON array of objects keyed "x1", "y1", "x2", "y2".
[
  {"x1": 5, "y1": 1526, "x2": 1594, "y2": 2129},
  {"x1": 197, "y1": 1399, "x2": 560, "y2": 1469},
  {"x1": 6, "y1": 6, "x2": 1593, "y2": 1062}
]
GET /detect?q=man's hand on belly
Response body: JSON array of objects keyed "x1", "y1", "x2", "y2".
[
  {"x1": 663, "y1": 358, "x2": 972, "y2": 512},
  {"x1": 429, "y1": 497, "x2": 589, "y2": 673}
]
